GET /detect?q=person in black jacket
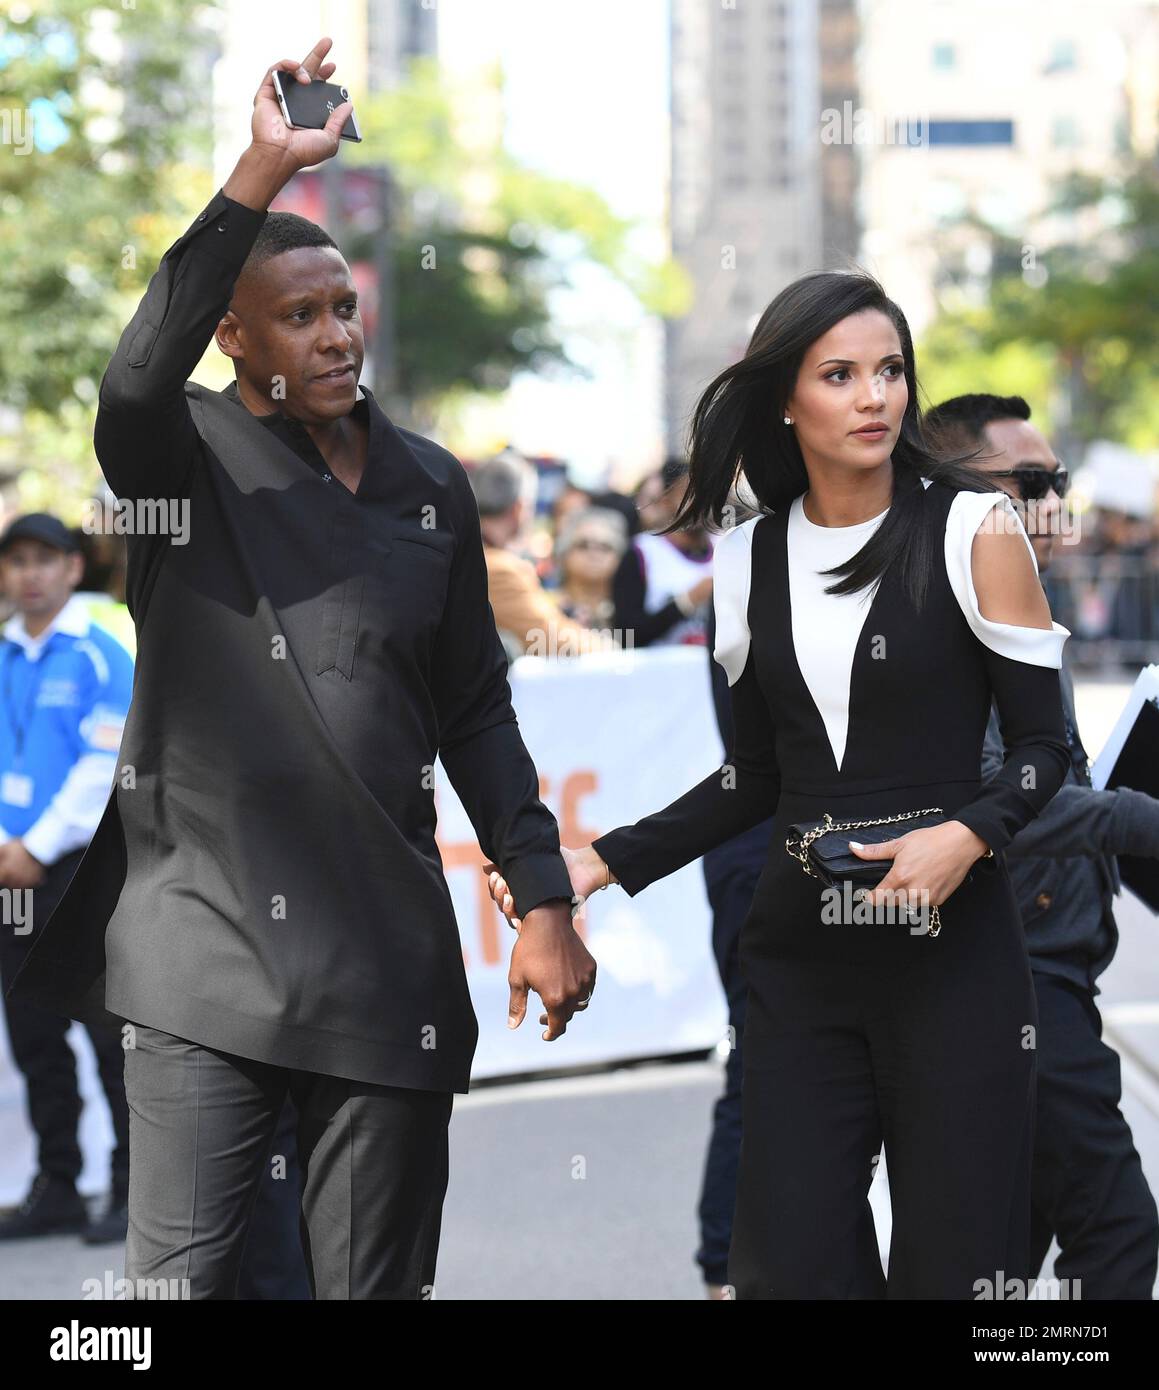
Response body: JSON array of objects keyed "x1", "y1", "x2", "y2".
[
  {"x1": 9, "y1": 40, "x2": 594, "y2": 1300},
  {"x1": 928, "y1": 393, "x2": 1159, "y2": 1299}
]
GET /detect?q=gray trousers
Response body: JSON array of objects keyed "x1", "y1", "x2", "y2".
[{"x1": 122, "y1": 1022, "x2": 453, "y2": 1300}]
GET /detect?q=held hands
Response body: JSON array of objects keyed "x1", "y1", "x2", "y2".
[
  {"x1": 248, "y1": 38, "x2": 352, "y2": 175},
  {"x1": 483, "y1": 845, "x2": 614, "y2": 933},
  {"x1": 481, "y1": 845, "x2": 613, "y2": 1041},
  {"x1": 849, "y1": 820, "x2": 992, "y2": 914}
]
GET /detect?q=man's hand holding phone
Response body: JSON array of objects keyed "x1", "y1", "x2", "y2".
[{"x1": 223, "y1": 37, "x2": 353, "y2": 213}]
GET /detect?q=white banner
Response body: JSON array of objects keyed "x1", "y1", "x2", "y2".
[{"x1": 438, "y1": 645, "x2": 729, "y2": 1078}]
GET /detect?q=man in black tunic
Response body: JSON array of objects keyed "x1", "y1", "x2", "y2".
[{"x1": 9, "y1": 40, "x2": 595, "y2": 1299}]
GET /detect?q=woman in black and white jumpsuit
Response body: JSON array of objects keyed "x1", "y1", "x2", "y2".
[{"x1": 491, "y1": 274, "x2": 1072, "y2": 1297}]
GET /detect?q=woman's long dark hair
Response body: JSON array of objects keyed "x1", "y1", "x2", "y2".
[{"x1": 662, "y1": 270, "x2": 995, "y2": 612}]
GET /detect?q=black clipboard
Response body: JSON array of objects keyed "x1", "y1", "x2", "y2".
[{"x1": 1104, "y1": 696, "x2": 1159, "y2": 913}]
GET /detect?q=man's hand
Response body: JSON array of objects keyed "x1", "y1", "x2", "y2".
[
  {"x1": 506, "y1": 901, "x2": 597, "y2": 1041},
  {"x1": 0, "y1": 841, "x2": 47, "y2": 889},
  {"x1": 223, "y1": 38, "x2": 352, "y2": 211},
  {"x1": 250, "y1": 38, "x2": 352, "y2": 171}
]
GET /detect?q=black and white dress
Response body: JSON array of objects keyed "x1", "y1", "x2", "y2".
[{"x1": 592, "y1": 477, "x2": 1072, "y2": 1298}]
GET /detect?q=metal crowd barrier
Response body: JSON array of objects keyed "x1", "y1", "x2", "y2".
[{"x1": 1044, "y1": 554, "x2": 1159, "y2": 670}]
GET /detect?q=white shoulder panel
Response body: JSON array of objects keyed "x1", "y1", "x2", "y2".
[
  {"x1": 712, "y1": 515, "x2": 763, "y2": 686},
  {"x1": 945, "y1": 490, "x2": 1069, "y2": 668}
]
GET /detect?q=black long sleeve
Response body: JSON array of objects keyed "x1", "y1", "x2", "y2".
[
  {"x1": 94, "y1": 190, "x2": 269, "y2": 502},
  {"x1": 591, "y1": 646, "x2": 781, "y2": 896},
  {"x1": 953, "y1": 651, "x2": 1072, "y2": 854},
  {"x1": 432, "y1": 464, "x2": 574, "y2": 918}
]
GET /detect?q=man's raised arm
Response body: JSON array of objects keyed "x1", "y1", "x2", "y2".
[{"x1": 94, "y1": 39, "x2": 351, "y2": 501}]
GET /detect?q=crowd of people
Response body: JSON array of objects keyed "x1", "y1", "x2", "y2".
[
  {"x1": 458, "y1": 448, "x2": 1159, "y2": 672},
  {"x1": 467, "y1": 454, "x2": 716, "y2": 659}
]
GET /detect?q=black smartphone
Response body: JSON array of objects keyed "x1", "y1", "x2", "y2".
[{"x1": 272, "y1": 71, "x2": 361, "y2": 143}]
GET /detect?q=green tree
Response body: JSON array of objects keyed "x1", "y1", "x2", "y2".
[
  {"x1": 918, "y1": 160, "x2": 1159, "y2": 458},
  {"x1": 0, "y1": 0, "x2": 219, "y2": 510}
]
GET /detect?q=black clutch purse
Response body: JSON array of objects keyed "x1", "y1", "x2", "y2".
[{"x1": 784, "y1": 807, "x2": 993, "y2": 937}]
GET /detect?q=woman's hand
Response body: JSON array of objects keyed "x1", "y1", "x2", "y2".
[
  {"x1": 849, "y1": 821, "x2": 992, "y2": 917},
  {"x1": 482, "y1": 845, "x2": 616, "y2": 932}
]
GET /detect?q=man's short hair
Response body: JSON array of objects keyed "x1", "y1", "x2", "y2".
[
  {"x1": 925, "y1": 393, "x2": 1032, "y2": 452},
  {"x1": 235, "y1": 212, "x2": 340, "y2": 291}
]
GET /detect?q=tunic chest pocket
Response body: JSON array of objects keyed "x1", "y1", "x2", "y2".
[
  {"x1": 316, "y1": 521, "x2": 455, "y2": 680},
  {"x1": 370, "y1": 526, "x2": 454, "y2": 652},
  {"x1": 387, "y1": 528, "x2": 454, "y2": 615}
]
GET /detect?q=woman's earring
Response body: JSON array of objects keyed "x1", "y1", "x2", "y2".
[{"x1": 783, "y1": 415, "x2": 792, "y2": 425}]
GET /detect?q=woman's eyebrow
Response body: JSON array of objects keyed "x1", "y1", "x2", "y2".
[{"x1": 815, "y1": 353, "x2": 904, "y2": 368}]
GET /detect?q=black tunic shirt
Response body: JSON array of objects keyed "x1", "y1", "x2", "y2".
[{"x1": 10, "y1": 189, "x2": 574, "y2": 1093}]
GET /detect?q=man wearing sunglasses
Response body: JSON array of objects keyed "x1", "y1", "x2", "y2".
[{"x1": 926, "y1": 393, "x2": 1159, "y2": 1299}]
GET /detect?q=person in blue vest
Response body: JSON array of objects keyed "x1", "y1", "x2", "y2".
[{"x1": 0, "y1": 513, "x2": 133, "y2": 1243}]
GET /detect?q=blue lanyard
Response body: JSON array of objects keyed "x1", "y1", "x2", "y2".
[{"x1": 1, "y1": 641, "x2": 51, "y2": 766}]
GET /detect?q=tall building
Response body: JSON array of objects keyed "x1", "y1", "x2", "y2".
[
  {"x1": 367, "y1": 0, "x2": 438, "y2": 90},
  {"x1": 665, "y1": 0, "x2": 858, "y2": 454},
  {"x1": 818, "y1": 0, "x2": 862, "y2": 269},
  {"x1": 857, "y1": 0, "x2": 1159, "y2": 336}
]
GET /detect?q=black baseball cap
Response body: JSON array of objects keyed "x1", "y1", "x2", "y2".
[{"x1": 0, "y1": 513, "x2": 81, "y2": 555}]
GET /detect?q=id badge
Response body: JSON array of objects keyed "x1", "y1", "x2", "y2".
[{"x1": 1, "y1": 772, "x2": 34, "y2": 808}]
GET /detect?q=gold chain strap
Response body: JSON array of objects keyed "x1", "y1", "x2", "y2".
[
  {"x1": 785, "y1": 806, "x2": 952, "y2": 937},
  {"x1": 785, "y1": 807, "x2": 945, "y2": 872}
]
